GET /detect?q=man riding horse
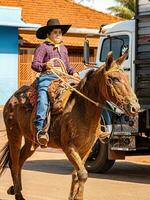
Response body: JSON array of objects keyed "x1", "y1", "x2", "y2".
[{"x1": 32, "y1": 18, "x2": 79, "y2": 147}]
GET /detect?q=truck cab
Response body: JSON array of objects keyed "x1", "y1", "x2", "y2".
[
  {"x1": 85, "y1": 16, "x2": 150, "y2": 173},
  {"x1": 96, "y1": 20, "x2": 135, "y2": 89}
]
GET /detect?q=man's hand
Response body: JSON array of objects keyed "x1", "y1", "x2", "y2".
[
  {"x1": 73, "y1": 72, "x2": 80, "y2": 80},
  {"x1": 46, "y1": 60, "x2": 54, "y2": 70}
]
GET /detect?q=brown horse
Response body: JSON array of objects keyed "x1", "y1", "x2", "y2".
[{"x1": 0, "y1": 52, "x2": 140, "y2": 200}]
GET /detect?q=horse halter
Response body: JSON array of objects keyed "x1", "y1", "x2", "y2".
[{"x1": 104, "y1": 67, "x2": 136, "y2": 111}]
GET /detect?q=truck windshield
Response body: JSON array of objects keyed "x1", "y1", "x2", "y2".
[{"x1": 100, "y1": 35, "x2": 129, "y2": 62}]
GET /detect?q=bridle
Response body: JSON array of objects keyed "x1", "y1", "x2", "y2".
[{"x1": 104, "y1": 66, "x2": 137, "y2": 112}]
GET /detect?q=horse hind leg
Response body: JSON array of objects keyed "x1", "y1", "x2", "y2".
[
  {"x1": 63, "y1": 144, "x2": 88, "y2": 200},
  {"x1": 6, "y1": 127, "x2": 25, "y2": 200},
  {"x1": 18, "y1": 138, "x2": 38, "y2": 191},
  {"x1": 7, "y1": 138, "x2": 38, "y2": 198}
]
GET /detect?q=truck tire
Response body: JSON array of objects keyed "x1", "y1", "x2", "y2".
[
  {"x1": 85, "y1": 115, "x2": 115, "y2": 173},
  {"x1": 85, "y1": 139, "x2": 115, "y2": 173}
]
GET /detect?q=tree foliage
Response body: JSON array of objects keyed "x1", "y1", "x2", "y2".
[{"x1": 107, "y1": 0, "x2": 135, "y2": 19}]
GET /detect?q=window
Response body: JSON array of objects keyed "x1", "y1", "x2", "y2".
[{"x1": 100, "y1": 35, "x2": 129, "y2": 62}]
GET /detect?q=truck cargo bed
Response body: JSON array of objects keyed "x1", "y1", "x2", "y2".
[{"x1": 135, "y1": 0, "x2": 150, "y2": 108}]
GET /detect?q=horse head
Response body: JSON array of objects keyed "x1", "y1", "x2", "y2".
[{"x1": 100, "y1": 51, "x2": 140, "y2": 116}]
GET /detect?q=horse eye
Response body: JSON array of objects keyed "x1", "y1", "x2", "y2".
[{"x1": 109, "y1": 76, "x2": 120, "y2": 83}]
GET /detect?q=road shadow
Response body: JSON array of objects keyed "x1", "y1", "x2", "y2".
[
  {"x1": 90, "y1": 161, "x2": 150, "y2": 185},
  {"x1": 23, "y1": 159, "x2": 150, "y2": 185},
  {"x1": 23, "y1": 159, "x2": 72, "y2": 175}
]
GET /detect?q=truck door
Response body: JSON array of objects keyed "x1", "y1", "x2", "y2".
[{"x1": 97, "y1": 33, "x2": 133, "y2": 86}]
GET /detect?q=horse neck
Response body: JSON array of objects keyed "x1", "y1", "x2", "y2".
[
  {"x1": 87, "y1": 69, "x2": 106, "y2": 109},
  {"x1": 71, "y1": 68, "x2": 106, "y2": 125}
]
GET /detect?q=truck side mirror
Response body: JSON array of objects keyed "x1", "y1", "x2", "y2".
[{"x1": 83, "y1": 38, "x2": 90, "y2": 64}]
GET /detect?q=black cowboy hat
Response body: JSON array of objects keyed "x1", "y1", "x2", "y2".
[{"x1": 36, "y1": 18, "x2": 71, "y2": 39}]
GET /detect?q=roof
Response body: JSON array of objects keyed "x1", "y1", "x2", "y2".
[
  {"x1": 0, "y1": 0, "x2": 122, "y2": 46},
  {"x1": 0, "y1": 0, "x2": 121, "y2": 29},
  {"x1": 0, "y1": 6, "x2": 40, "y2": 28},
  {"x1": 103, "y1": 19, "x2": 135, "y2": 34}
]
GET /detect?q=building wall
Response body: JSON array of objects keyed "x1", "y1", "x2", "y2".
[
  {"x1": 0, "y1": 27, "x2": 18, "y2": 105},
  {"x1": 18, "y1": 46, "x2": 96, "y2": 87}
]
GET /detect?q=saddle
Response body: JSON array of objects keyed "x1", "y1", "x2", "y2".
[{"x1": 27, "y1": 76, "x2": 79, "y2": 115}]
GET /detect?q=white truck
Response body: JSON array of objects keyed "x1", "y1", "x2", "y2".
[{"x1": 82, "y1": 0, "x2": 150, "y2": 173}]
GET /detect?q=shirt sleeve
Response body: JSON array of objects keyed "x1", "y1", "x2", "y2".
[
  {"x1": 31, "y1": 44, "x2": 47, "y2": 72},
  {"x1": 64, "y1": 47, "x2": 74, "y2": 75}
]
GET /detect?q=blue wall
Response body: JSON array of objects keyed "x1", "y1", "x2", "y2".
[{"x1": 0, "y1": 26, "x2": 18, "y2": 105}]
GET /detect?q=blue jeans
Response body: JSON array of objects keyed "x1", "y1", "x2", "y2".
[{"x1": 34, "y1": 72, "x2": 57, "y2": 132}]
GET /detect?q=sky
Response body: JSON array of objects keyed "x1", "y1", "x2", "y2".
[{"x1": 75, "y1": 0, "x2": 117, "y2": 13}]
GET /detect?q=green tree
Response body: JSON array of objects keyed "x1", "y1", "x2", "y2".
[{"x1": 107, "y1": 0, "x2": 135, "y2": 19}]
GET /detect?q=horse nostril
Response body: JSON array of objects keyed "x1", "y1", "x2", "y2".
[{"x1": 131, "y1": 107, "x2": 136, "y2": 113}]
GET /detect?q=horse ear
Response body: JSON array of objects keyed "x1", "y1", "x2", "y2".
[
  {"x1": 105, "y1": 51, "x2": 114, "y2": 71},
  {"x1": 116, "y1": 50, "x2": 128, "y2": 65}
]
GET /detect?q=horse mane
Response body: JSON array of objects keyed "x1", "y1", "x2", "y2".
[
  {"x1": 67, "y1": 69, "x2": 96, "y2": 103},
  {"x1": 76, "y1": 64, "x2": 106, "y2": 92},
  {"x1": 77, "y1": 69, "x2": 95, "y2": 91},
  {"x1": 63, "y1": 64, "x2": 107, "y2": 115}
]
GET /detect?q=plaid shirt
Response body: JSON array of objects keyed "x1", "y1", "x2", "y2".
[{"x1": 31, "y1": 42, "x2": 74, "y2": 75}]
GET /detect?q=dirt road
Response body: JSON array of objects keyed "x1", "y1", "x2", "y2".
[{"x1": 0, "y1": 148, "x2": 149, "y2": 200}]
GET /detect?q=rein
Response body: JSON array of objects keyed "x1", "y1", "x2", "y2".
[
  {"x1": 49, "y1": 69, "x2": 115, "y2": 112},
  {"x1": 46, "y1": 58, "x2": 127, "y2": 114},
  {"x1": 47, "y1": 58, "x2": 100, "y2": 107},
  {"x1": 50, "y1": 69, "x2": 100, "y2": 107}
]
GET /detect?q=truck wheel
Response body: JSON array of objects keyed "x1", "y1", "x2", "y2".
[
  {"x1": 85, "y1": 116, "x2": 115, "y2": 173},
  {"x1": 85, "y1": 139, "x2": 115, "y2": 173}
]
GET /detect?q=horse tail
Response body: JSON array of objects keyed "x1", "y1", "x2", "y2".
[{"x1": 0, "y1": 142, "x2": 10, "y2": 176}]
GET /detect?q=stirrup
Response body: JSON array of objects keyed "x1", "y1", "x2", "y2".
[
  {"x1": 36, "y1": 130, "x2": 49, "y2": 147},
  {"x1": 99, "y1": 131, "x2": 110, "y2": 144},
  {"x1": 99, "y1": 131, "x2": 110, "y2": 139}
]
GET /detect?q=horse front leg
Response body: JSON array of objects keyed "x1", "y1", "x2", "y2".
[
  {"x1": 63, "y1": 144, "x2": 88, "y2": 200},
  {"x1": 70, "y1": 137, "x2": 98, "y2": 200},
  {"x1": 69, "y1": 170, "x2": 79, "y2": 200}
]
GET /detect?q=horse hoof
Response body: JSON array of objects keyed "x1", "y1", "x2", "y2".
[
  {"x1": 74, "y1": 196, "x2": 83, "y2": 200},
  {"x1": 15, "y1": 194, "x2": 25, "y2": 200},
  {"x1": 7, "y1": 186, "x2": 15, "y2": 195}
]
